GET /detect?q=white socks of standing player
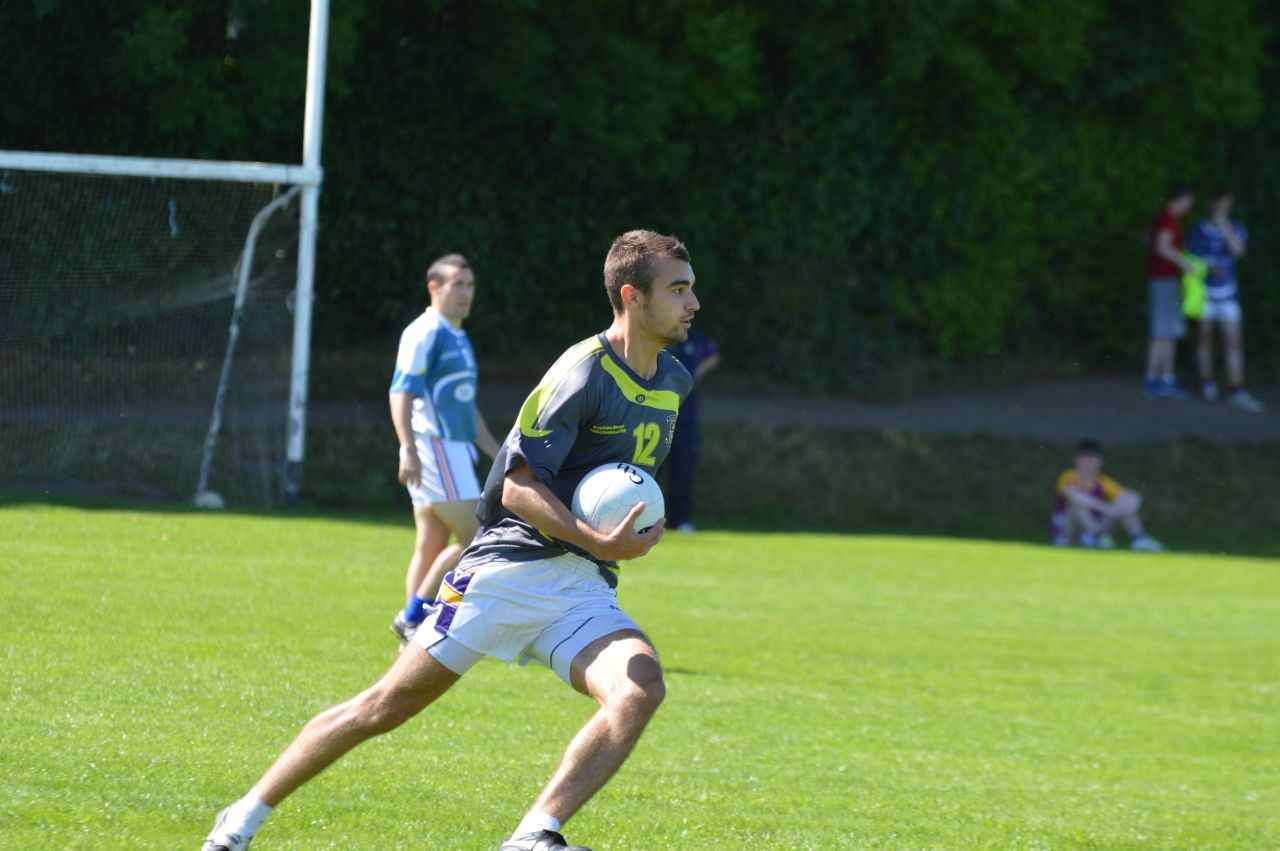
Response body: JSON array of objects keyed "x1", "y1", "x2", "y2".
[
  {"x1": 511, "y1": 811, "x2": 561, "y2": 840},
  {"x1": 220, "y1": 787, "x2": 274, "y2": 840}
]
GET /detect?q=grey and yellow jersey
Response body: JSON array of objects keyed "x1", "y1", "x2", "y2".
[{"x1": 469, "y1": 333, "x2": 693, "y2": 585}]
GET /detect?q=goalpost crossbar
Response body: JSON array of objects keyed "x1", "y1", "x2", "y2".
[{"x1": 0, "y1": 150, "x2": 322, "y2": 187}]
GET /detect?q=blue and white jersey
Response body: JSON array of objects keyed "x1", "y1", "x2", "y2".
[
  {"x1": 1187, "y1": 219, "x2": 1248, "y2": 301},
  {"x1": 389, "y1": 307, "x2": 479, "y2": 441}
]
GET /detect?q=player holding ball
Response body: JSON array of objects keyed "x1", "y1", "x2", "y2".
[{"x1": 202, "y1": 230, "x2": 697, "y2": 851}]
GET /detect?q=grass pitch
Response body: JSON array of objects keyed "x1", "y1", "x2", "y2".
[{"x1": 1, "y1": 502, "x2": 1276, "y2": 850}]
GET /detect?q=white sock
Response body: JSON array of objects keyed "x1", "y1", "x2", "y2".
[
  {"x1": 511, "y1": 812, "x2": 561, "y2": 839},
  {"x1": 222, "y1": 787, "x2": 274, "y2": 838}
]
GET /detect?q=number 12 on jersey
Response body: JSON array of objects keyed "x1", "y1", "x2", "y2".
[{"x1": 631, "y1": 422, "x2": 661, "y2": 466}]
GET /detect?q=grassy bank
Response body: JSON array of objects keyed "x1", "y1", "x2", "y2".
[
  {"x1": 304, "y1": 423, "x2": 1280, "y2": 558},
  {"x1": 695, "y1": 426, "x2": 1280, "y2": 556}
]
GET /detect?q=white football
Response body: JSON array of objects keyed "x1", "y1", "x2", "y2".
[{"x1": 571, "y1": 462, "x2": 665, "y2": 534}]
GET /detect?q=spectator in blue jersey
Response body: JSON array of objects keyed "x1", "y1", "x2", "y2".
[
  {"x1": 662, "y1": 328, "x2": 720, "y2": 532},
  {"x1": 388, "y1": 254, "x2": 501, "y2": 647},
  {"x1": 1187, "y1": 191, "x2": 1264, "y2": 412}
]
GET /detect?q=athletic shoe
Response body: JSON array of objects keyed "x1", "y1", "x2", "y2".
[
  {"x1": 1227, "y1": 389, "x2": 1265, "y2": 413},
  {"x1": 498, "y1": 830, "x2": 592, "y2": 851},
  {"x1": 1202, "y1": 380, "x2": 1219, "y2": 402},
  {"x1": 1131, "y1": 536, "x2": 1165, "y2": 553},
  {"x1": 1159, "y1": 378, "x2": 1190, "y2": 400},
  {"x1": 674, "y1": 522, "x2": 696, "y2": 533},
  {"x1": 201, "y1": 808, "x2": 252, "y2": 851},
  {"x1": 390, "y1": 610, "x2": 418, "y2": 649},
  {"x1": 1097, "y1": 534, "x2": 1116, "y2": 550},
  {"x1": 1141, "y1": 378, "x2": 1163, "y2": 400},
  {"x1": 1080, "y1": 531, "x2": 1100, "y2": 549}
]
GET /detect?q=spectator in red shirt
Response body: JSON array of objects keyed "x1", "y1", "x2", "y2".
[{"x1": 1143, "y1": 184, "x2": 1197, "y2": 399}]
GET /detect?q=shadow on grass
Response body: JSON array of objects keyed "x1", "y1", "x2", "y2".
[{"x1": 0, "y1": 488, "x2": 410, "y2": 531}]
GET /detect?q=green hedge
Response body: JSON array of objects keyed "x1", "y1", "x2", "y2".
[{"x1": 4, "y1": 0, "x2": 1276, "y2": 389}]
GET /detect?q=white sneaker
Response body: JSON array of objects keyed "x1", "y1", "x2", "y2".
[
  {"x1": 1202, "y1": 380, "x2": 1218, "y2": 402},
  {"x1": 201, "y1": 808, "x2": 252, "y2": 851},
  {"x1": 1131, "y1": 536, "x2": 1165, "y2": 553},
  {"x1": 1227, "y1": 389, "x2": 1265, "y2": 413},
  {"x1": 498, "y1": 830, "x2": 592, "y2": 850},
  {"x1": 390, "y1": 610, "x2": 419, "y2": 649}
]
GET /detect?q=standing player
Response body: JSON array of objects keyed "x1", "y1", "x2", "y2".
[
  {"x1": 1142, "y1": 184, "x2": 1197, "y2": 400},
  {"x1": 389, "y1": 254, "x2": 501, "y2": 647},
  {"x1": 1186, "y1": 191, "x2": 1264, "y2": 412},
  {"x1": 201, "y1": 230, "x2": 697, "y2": 851},
  {"x1": 663, "y1": 327, "x2": 720, "y2": 532}
]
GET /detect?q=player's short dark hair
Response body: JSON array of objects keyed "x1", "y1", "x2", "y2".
[
  {"x1": 427, "y1": 253, "x2": 471, "y2": 285},
  {"x1": 603, "y1": 230, "x2": 690, "y2": 314},
  {"x1": 1209, "y1": 188, "x2": 1232, "y2": 203},
  {"x1": 1076, "y1": 438, "x2": 1102, "y2": 456},
  {"x1": 1167, "y1": 183, "x2": 1194, "y2": 202}
]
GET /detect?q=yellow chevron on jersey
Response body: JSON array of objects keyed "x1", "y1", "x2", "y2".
[
  {"x1": 518, "y1": 337, "x2": 605, "y2": 437},
  {"x1": 599, "y1": 353, "x2": 681, "y2": 413}
]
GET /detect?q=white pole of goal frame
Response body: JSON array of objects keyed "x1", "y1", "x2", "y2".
[
  {"x1": 194, "y1": 185, "x2": 304, "y2": 508},
  {"x1": 285, "y1": 0, "x2": 331, "y2": 506}
]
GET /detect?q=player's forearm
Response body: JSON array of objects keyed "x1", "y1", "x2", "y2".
[
  {"x1": 502, "y1": 468, "x2": 598, "y2": 552},
  {"x1": 1064, "y1": 488, "x2": 1108, "y2": 514},
  {"x1": 389, "y1": 393, "x2": 416, "y2": 448},
  {"x1": 1221, "y1": 229, "x2": 1246, "y2": 257},
  {"x1": 693, "y1": 354, "x2": 721, "y2": 383},
  {"x1": 1155, "y1": 234, "x2": 1189, "y2": 269}
]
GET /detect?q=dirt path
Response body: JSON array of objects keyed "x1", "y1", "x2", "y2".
[{"x1": 701, "y1": 379, "x2": 1279, "y2": 445}]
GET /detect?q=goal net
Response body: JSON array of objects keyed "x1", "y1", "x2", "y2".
[{"x1": 0, "y1": 165, "x2": 302, "y2": 507}]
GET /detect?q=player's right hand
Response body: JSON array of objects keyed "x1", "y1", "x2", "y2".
[
  {"x1": 591, "y1": 502, "x2": 665, "y2": 562},
  {"x1": 398, "y1": 449, "x2": 421, "y2": 485}
]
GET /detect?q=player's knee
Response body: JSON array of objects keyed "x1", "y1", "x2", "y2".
[
  {"x1": 608, "y1": 659, "x2": 665, "y2": 718},
  {"x1": 1116, "y1": 491, "x2": 1142, "y2": 513},
  {"x1": 638, "y1": 674, "x2": 666, "y2": 714}
]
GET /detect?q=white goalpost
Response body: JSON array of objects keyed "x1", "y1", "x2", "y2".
[
  {"x1": 0, "y1": 0, "x2": 330, "y2": 509},
  {"x1": 192, "y1": 183, "x2": 304, "y2": 509}
]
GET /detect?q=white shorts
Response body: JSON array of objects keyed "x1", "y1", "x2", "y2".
[
  {"x1": 1201, "y1": 298, "x2": 1242, "y2": 323},
  {"x1": 406, "y1": 436, "x2": 481, "y2": 507},
  {"x1": 413, "y1": 551, "x2": 644, "y2": 686}
]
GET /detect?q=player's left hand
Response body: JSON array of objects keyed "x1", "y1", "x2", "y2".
[{"x1": 591, "y1": 503, "x2": 665, "y2": 561}]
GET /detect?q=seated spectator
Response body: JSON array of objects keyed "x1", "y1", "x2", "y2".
[{"x1": 1051, "y1": 439, "x2": 1164, "y2": 552}]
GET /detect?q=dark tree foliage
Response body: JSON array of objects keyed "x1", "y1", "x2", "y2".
[{"x1": 3, "y1": 0, "x2": 1273, "y2": 390}]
